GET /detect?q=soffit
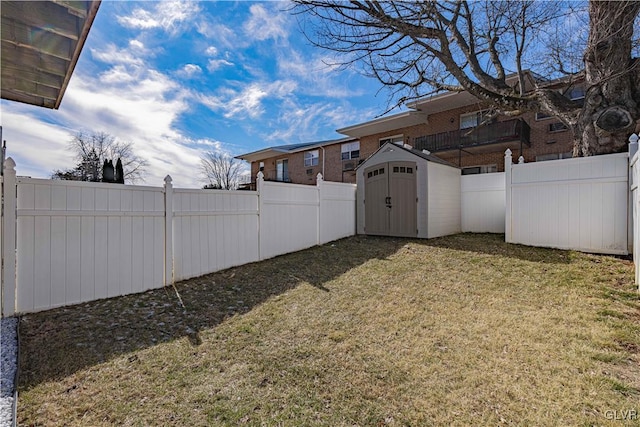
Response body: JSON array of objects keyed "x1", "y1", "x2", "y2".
[
  {"x1": 337, "y1": 111, "x2": 429, "y2": 138},
  {"x1": 1, "y1": 1, "x2": 101, "y2": 109}
]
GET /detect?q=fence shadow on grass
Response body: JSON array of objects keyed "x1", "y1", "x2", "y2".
[
  {"x1": 18, "y1": 235, "x2": 405, "y2": 390},
  {"x1": 417, "y1": 232, "x2": 573, "y2": 264}
]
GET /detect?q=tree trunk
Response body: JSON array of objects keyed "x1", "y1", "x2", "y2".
[{"x1": 574, "y1": 1, "x2": 640, "y2": 156}]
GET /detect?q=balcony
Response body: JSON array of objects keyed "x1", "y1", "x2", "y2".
[{"x1": 413, "y1": 118, "x2": 530, "y2": 153}]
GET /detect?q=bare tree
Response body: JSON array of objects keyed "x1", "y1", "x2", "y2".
[
  {"x1": 52, "y1": 131, "x2": 148, "y2": 183},
  {"x1": 293, "y1": 0, "x2": 640, "y2": 156},
  {"x1": 200, "y1": 152, "x2": 244, "y2": 190}
]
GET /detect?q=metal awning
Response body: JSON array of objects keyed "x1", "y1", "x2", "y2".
[{"x1": 1, "y1": 0, "x2": 101, "y2": 109}]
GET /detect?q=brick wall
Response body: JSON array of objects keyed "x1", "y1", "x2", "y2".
[
  {"x1": 358, "y1": 105, "x2": 574, "y2": 172},
  {"x1": 248, "y1": 104, "x2": 576, "y2": 184},
  {"x1": 249, "y1": 141, "x2": 360, "y2": 185}
]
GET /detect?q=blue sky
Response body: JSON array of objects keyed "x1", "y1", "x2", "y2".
[{"x1": 0, "y1": 1, "x2": 390, "y2": 187}]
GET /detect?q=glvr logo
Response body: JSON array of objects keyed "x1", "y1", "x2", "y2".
[{"x1": 604, "y1": 409, "x2": 638, "y2": 420}]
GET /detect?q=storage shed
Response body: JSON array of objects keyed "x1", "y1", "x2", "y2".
[{"x1": 356, "y1": 142, "x2": 461, "y2": 238}]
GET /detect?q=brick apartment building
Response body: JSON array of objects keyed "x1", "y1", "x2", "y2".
[
  {"x1": 237, "y1": 77, "x2": 583, "y2": 185},
  {"x1": 237, "y1": 137, "x2": 361, "y2": 185}
]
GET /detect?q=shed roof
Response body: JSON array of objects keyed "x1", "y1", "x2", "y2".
[{"x1": 1, "y1": 0, "x2": 101, "y2": 109}]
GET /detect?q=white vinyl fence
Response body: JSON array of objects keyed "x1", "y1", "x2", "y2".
[
  {"x1": 172, "y1": 186, "x2": 260, "y2": 282},
  {"x1": 629, "y1": 135, "x2": 640, "y2": 287},
  {"x1": 505, "y1": 149, "x2": 630, "y2": 255},
  {"x1": 4, "y1": 137, "x2": 640, "y2": 316},
  {"x1": 1, "y1": 162, "x2": 356, "y2": 317},
  {"x1": 15, "y1": 177, "x2": 165, "y2": 314},
  {"x1": 461, "y1": 172, "x2": 505, "y2": 233},
  {"x1": 259, "y1": 179, "x2": 320, "y2": 260}
]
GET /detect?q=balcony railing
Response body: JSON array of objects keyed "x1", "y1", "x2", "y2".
[{"x1": 413, "y1": 118, "x2": 530, "y2": 153}]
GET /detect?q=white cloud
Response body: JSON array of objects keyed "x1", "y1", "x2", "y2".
[
  {"x1": 266, "y1": 102, "x2": 336, "y2": 142},
  {"x1": 4, "y1": 58, "x2": 208, "y2": 187},
  {"x1": 189, "y1": 138, "x2": 223, "y2": 151},
  {"x1": 1, "y1": 109, "x2": 77, "y2": 178},
  {"x1": 197, "y1": 22, "x2": 238, "y2": 48},
  {"x1": 244, "y1": 4, "x2": 289, "y2": 41},
  {"x1": 226, "y1": 85, "x2": 269, "y2": 118},
  {"x1": 2, "y1": 1, "x2": 376, "y2": 188},
  {"x1": 277, "y1": 49, "x2": 360, "y2": 98},
  {"x1": 117, "y1": 8, "x2": 157, "y2": 30},
  {"x1": 177, "y1": 63, "x2": 203, "y2": 78},
  {"x1": 128, "y1": 39, "x2": 146, "y2": 51},
  {"x1": 200, "y1": 80, "x2": 297, "y2": 119},
  {"x1": 117, "y1": 0, "x2": 201, "y2": 34},
  {"x1": 91, "y1": 43, "x2": 145, "y2": 66},
  {"x1": 207, "y1": 59, "x2": 234, "y2": 72},
  {"x1": 264, "y1": 99, "x2": 378, "y2": 144},
  {"x1": 99, "y1": 65, "x2": 137, "y2": 84}
]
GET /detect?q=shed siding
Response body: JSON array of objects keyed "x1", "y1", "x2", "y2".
[
  {"x1": 416, "y1": 161, "x2": 429, "y2": 238},
  {"x1": 356, "y1": 167, "x2": 365, "y2": 234}
]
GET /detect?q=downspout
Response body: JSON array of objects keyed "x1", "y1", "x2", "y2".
[{"x1": 320, "y1": 146, "x2": 325, "y2": 179}]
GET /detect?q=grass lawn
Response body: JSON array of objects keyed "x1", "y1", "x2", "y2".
[{"x1": 16, "y1": 234, "x2": 640, "y2": 426}]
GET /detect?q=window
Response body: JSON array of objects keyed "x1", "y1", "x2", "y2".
[
  {"x1": 367, "y1": 167, "x2": 385, "y2": 178},
  {"x1": 461, "y1": 167, "x2": 481, "y2": 175},
  {"x1": 276, "y1": 159, "x2": 289, "y2": 182},
  {"x1": 392, "y1": 166, "x2": 414, "y2": 174},
  {"x1": 379, "y1": 135, "x2": 403, "y2": 147},
  {"x1": 304, "y1": 150, "x2": 319, "y2": 167},
  {"x1": 341, "y1": 141, "x2": 360, "y2": 160},
  {"x1": 461, "y1": 165, "x2": 498, "y2": 175},
  {"x1": 535, "y1": 152, "x2": 572, "y2": 162},
  {"x1": 567, "y1": 87, "x2": 585, "y2": 101},
  {"x1": 535, "y1": 111, "x2": 553, "y2": 121},
  {"x1": 562, "y1": 87, "x2": 585, "y2": 106},
  {"x1": 548, "y1": 122, "x2": 568, "y2": 132},
  {"x1": 460, "y1": 110, "x2": 492, "y2": 129}
]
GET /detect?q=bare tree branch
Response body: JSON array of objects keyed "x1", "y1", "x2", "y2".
[
  {"x1": 200, "y1": 152, "x2": 244, "y2": 190},
  {"x1": 293, "y1": 0, "x2": 640, "y2": 155},
  {"x1": 52, "y1": 131, "x2": 148, "y2": 183}
]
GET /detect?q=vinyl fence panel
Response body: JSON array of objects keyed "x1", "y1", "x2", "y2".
[
  {"x1": 318, "y1": 178, "x2": 356, "y2": 245},
  {"x1": 427, "y1": 163, "x2": 462, "y2": 238},
  {"x1": 15, "y1": 178, "x2": 165, "y2": 313},
  {"x1": 506, "y1": 152, "x2": 629, "y2": 255},
  {"x1": 172, "y1": 188, "x2": 259, "y2": 282},
  {"x1": 259, "y1": 180, "x2": 320, "y2": 260},
  {"x1": 461, "y1": 173, "x2": 505, "y2": 233},
  {"x1": 1, "y1": 163, "x2": 356, "y2": 315}
]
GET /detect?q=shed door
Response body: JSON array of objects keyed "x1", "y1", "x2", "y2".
[
  {"x1": 389, "y1": 162, "x2": 417, "y2": 237},
  {"x1": 364, "y1": 164, "x2": 389, "y2": 235},
  {"x1": 364, "y1": 161, "x2": 417, "y2": 237}
]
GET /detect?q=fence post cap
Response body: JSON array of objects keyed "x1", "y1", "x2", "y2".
[
  {"x1": 4, "y1": 157, "x2": 15, "y2": 169},
  {"x1": 504, "y1": 148, "x2": 512, "y2": 157},
  {"x1": 518, "y1": 156, "x2": 525, "y2": 164},
  {"x1": 164, "y1": 175, "x2": 172, "y2": 184},
  {"x1": 316, "y1": 173, "x2": 323, "y2": 182},
  {"x1": 256, "y1": 171, "x2": 264, "y2": 181},
  {"x1": 630, "y1": 133, "x2": 639, "y2": 144}
]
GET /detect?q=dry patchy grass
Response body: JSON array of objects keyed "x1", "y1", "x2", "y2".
[{"x1": 16, "y1": 234, "x2": 640, "y2": 426}]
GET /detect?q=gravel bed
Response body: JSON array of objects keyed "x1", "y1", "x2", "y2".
[{"x1": 0, "y1": 317, "x2": 17, "y2": 427}]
